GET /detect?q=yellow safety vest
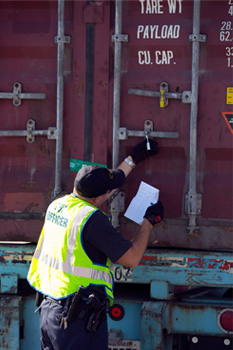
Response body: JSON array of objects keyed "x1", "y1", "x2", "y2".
[{"x1": 27, "y1": 194, "x2": 114, "y2": 305}]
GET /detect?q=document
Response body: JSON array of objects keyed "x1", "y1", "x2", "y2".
[{"x1": 124, "y1": 181, "x2": 159, "y2": 225}]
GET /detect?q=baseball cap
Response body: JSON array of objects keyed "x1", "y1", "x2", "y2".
[{"x1": 74, "y1": 165, "x2": 126, "y2": 198}]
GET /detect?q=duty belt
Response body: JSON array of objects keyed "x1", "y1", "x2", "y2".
[{"x1": 47, "y1": 286, "x2": 110, "y2": 332}]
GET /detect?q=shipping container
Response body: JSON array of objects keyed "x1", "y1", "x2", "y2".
[{"x1": 0, "y1": 0, "x2": 232, "y2": 349}]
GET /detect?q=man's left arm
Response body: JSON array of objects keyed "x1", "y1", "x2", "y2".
[{"x1": 107, "y1": 139, "x2": 159, "y2": 199}]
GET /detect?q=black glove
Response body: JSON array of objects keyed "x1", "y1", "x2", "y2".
[
  {"x1": 144, "y1": 201, "x2": 164, "y2": 226},
  {"x1": 129, "y1": 139, "x2": 158, "y2": 164}
]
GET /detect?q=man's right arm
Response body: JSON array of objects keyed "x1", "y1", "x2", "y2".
[
  {"x1": 114, "y1": 218, "x2": 153, "y2": 268},
  {"x1": 112, "y1": 139, "x2": 162, "y2": 267},
  {"x1": 115, "y1": 201, "x2": 164, "y2": 268}
]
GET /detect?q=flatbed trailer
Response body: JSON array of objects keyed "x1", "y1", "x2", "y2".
[{"x1": 0, "y1": 244, "x2": 232, "y2": 349}]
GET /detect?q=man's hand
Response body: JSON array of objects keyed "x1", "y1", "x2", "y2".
[
  {"x1": 129, "y1": 139, "x2": 158, "y2": 164},
  {"x1": 144, "y1": 201, "x2": 164, "y2": 226}
]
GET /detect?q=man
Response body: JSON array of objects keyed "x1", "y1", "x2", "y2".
[{"x1": 27, "y1": 139, "x2": 164, "y2": 350}]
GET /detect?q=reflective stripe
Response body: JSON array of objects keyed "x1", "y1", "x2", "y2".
[
  {"x1": 65, "y1": 206, "x2": 96, "y2": 269},
  {"x1": 37, "y1": 250, "x2": 112, "y2": 285}
]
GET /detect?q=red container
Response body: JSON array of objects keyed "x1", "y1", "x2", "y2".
[{"x1": 0, "y1": 0, "x2": 232, "y2": 250}]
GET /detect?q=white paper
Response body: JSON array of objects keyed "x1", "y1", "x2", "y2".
[{"x1": 124, "y1": 181, "x2": 159, "y2": 225}]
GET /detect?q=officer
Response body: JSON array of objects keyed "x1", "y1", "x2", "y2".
[{"x1": 27, "y1": 139, "x2": 164, "y2": 350}]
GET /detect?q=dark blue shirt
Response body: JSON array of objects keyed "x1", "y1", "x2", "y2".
[
  {"x1": 83, "y1": 210, "x2": 132, "y2": 264},
  {"x1": 82, "y1": 210, "x2": 132, "y2": 298}
]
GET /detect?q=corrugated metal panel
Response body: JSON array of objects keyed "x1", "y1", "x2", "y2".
[{"x1": 0, "y1": 1, "x2": 232, "y2": 250}]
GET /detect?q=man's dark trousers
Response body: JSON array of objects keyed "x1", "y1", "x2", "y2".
[{"x1": 40, "y1": 299, "x2": 108, "y2": 350}]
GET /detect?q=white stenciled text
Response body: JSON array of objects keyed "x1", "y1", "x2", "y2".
[
  {"x1": 138, "y1": 50, "x2": 174, "y2": 65},
  {"x1": 139, "y1": 0, "x2": 183, "y2": 15},
  {"x1": 137, "y1": 24, "x2": 180, "y2": 39}
]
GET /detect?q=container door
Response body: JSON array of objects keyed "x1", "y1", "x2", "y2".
[
  {"x1": 110, "y1": 0, "x2": 233, "y2": 251},
  {"x1": 0, "y1": 1, "x2": 111, "y2": 242}
]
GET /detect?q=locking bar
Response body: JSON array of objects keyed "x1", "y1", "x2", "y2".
[
  {"x1": 0, "y1": 119, "x2": 57, "y2": 143},
  {"x1": 119, "y1": 120, "x2": 179, "y2": 140},
  {"x1": 128, "y1": 82, "x2": 192, "y2": 106},
  {"x1": 0, "y1": 82, "x2": 46, "y2": 106}
]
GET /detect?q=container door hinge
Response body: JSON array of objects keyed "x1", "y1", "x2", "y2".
[
  {"x1": 0, "y1": 82, "x2": 46, "y2": 106},
  {"x1": 119, "y1": 119, "x2": 179, "y2": 140},
  {"x1": 185, "y1": 192, "x2": 202, "y2": 216},
  {"x1": 129, "y1": 81, "x2": 192, "y2": 107}
]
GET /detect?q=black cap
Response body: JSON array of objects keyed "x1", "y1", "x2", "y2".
[{"x1": 74, "y1": 165, "x2": 126, "y2": 198}]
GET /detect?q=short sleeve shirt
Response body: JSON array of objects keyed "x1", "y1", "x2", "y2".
[
  {"x1": 81, "y1": 210, "x2": 132, "y2": 298},
  {"x1": 82, "y1": 210, "x2": 132, "y2": 265}
]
